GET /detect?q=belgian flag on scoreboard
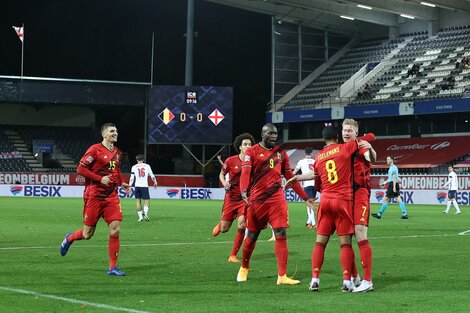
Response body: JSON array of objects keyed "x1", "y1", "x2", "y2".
[{"x1": 158, "y1": 108, "x2": 175, "y2": 125}]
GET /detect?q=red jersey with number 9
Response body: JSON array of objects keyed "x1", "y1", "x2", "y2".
[
  {"x1": 242, "y1": 144, "x2": 290, "y2": 203},
  {"x1": 79, "y1": 143, "x2": 123, "y2": 200},
  {"x1": 314, "y1": 140, "x2": 358, "y2": 200}
]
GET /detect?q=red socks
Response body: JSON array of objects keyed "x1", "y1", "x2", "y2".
[
  {"x1": 340, "y1": 244, "x2": 354, "y2": 280},
  {"x1": 108, "y1": 236, "x2": 120, "y2": 269},
  {"x1": 311, "y1": 242, "x2": 326, "y2": 278},
  {"x1": 241, "y1": 237, "x2": 256, "y2": 269},
  {"x1": 231, "y1": 229, "x2": 245, "y2": 257},
  {"x1": 351, "y1": 248, "x2": 358, "y2": 278},
  {"x1": 274, "y1": 235, "x2": 288, "y2": 276},
  {"x1": 358, "y1": 239, "x2": 372, "y2": 281},
  {"x1": 68, "y1": 229, "x2": 84, "y2": 243}
]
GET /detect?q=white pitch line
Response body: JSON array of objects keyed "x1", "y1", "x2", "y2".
[
  {"x1": 0, "y1": 232, "x2": 469, "y2": 251},
  {"x1": 0, "y1": 286, "x2": 153, "y2": 313}
]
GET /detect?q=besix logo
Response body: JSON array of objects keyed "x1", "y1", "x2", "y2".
[
  {"x1": 436, "y1": 192, "x2": 447, "y2": 203},
  {"x1": 10, "y1": 185, "x2": 23, "y2": 196},
  {"x1": 166, "y1": 189, "x2": 180, "y2": 198}
]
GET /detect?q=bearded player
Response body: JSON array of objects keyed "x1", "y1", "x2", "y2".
[{"x1": 237, "y1": 123, "x2": 315, "y2": 285}]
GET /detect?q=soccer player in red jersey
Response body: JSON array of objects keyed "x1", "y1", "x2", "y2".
[
  {"x1": 212, "y1": 133, "x2": 255, "y2": 263},
  {"x1": 236, "y1": 123, "x2": 315, "y2": 285},
  {"x1": 285, "y1": 126, "x2": 374, "y2": 292},
  {"x1": 342, "y1": 119, "x2": 376, "y2": 292},
  {"x1": 59, "y1": 123, "x2": 132, "y2": 276}
]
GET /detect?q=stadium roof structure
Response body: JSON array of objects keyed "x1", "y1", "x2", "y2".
[{"x1": 207, "y1": 0, "x2": 470, "y2": 33}]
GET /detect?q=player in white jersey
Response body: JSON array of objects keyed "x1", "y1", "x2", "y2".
[
  {"x1": 293, "y1": 147, "x2": 317, "y2": 229},
  {"x1": 129, "y1": 154, "x2": 158, "y2": 221},
  {"x1": 443, "y1": 166, "x2": 461, "y2": 214}
]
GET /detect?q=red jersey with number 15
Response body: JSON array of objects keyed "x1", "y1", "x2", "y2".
[
  {"x1": 222, "y1": 155, "x2": 243, "y2": 202},
  {"x1": 242, "y1": 144, "x2": 290, "y2": 203},
  {"x1": 314, "y1": 140, "x2": 358, "y2": 201},
  {"x1": 79, "y1": 143, "x2": 123, "y2": 200}
]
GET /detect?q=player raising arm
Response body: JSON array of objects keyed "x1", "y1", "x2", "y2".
[{"x1": 286, "y1": 126, "x2": 374, "y2": 292}]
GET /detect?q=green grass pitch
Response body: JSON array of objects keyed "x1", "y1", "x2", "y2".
[{"x1": 0, "y1": 197, "x2": 469, "y2": 313}]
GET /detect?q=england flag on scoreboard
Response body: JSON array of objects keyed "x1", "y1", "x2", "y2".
[{"x1": 13, "y1": 25, "x2": 24, "y2": 43}]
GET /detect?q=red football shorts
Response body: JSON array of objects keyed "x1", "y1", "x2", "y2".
[
  {"x1": 246, "y1": 197, "x2": 289, "y2": 232},
  {"x1": 83, "y1": 197, "x2": 122, "y2": 227},
  {"x1": 316, "y1": 197, "x2": 353, "y2": 236},
  {"x1": 221, "y1": 199, "x2": 247, "y2": 222},
  {"x1": 354, "y1": 187, "x2": 370, "y2": 226}
]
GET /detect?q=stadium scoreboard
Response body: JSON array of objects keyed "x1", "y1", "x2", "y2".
[{"x1": 148, "y1": 85, "x2": 233, "y2": 144}]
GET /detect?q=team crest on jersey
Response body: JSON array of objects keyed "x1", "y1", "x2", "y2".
[
  {"x1": 244, "y1": 155, "x2": 250, "y2": 162},
  {"x1": 277, "y1": 152, "x2": 282, "y2": 160},
  {"x1": 86, "y1": 156, "x2": 94, "y2": 163}
]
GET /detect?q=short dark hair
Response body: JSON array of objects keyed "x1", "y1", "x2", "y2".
[
  {"x1": 387, "y1": 156, "x2": 395, "y2": 161},
  {"x1": 304, "y1": 147, "x2": 313, "y2": 155},
  {"x1": 101, "y1": 123, "x2": 116, "y2": 134},
  {"x1": 233, "y1": 133, "x2": 255, "y2": 154},
  {"x1": 136, "y1": 154, "x2": 144, "y2": 161},
  {"x1": 322, "y1": 126, "x2": 338, "y2": 140}
]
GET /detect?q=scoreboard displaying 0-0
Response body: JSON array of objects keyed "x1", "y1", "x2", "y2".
[{"x1": 147, "y1": 85, "x2": 233, "y2": 144}]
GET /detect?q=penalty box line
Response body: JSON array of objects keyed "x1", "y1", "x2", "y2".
[{"x1": 0, "y1": 286, "x2": 153, "y2": 313}]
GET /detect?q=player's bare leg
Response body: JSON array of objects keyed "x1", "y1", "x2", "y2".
[
  {"x1": 143, "y1": 199, "x2": 150, "y2": 221},
  {"x1": 136, "y1": 199, "x2": 143, "y2": 221},
  {"x1": 212, "y1": 219, "x2": 231, "y2": 237},
  {"x1": 268, "y1": 223, "x2": 276, "y2": 241}
]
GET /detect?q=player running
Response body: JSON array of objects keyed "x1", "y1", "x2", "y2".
[
  {"x1": 59, "y1": 123, "x2": 131, "y2": 276},
  {"x1": 212, "y1": 133, "x2": 255, "y2": 263}
]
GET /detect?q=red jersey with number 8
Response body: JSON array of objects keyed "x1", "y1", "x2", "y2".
[{"x1": 314, "y1": 140, "x2": 358, "y2": 200}]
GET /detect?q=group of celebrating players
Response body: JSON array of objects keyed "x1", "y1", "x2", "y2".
[
  {"x1": 212, "y1": 119, "x2": 377, "y2": 292},
  {"x1": 58, "y1": 119, "x2": 403, "y2": 293}
]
